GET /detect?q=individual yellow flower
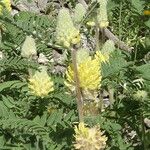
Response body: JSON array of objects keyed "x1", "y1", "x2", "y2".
[
  {"x1": 55, "y1": 8, "x2": 81, "y2": 48},
  {"x1": 65, "y1": 56, "x2": 101, "y2": 91},
  {"x1": 74, "y1": 122, "x2": 107, "y2": 150},
  {"x1": 28, "y1": 66, "x2": 54, "y2": 98},
  {"x1": 0, "y1": 0, "x2": 11, "y2": 14},
  {"x1": 21, "y1": 36, "x2": 37, "y2": 58}
]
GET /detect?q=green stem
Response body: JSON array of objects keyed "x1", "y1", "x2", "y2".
[
  {"x1": 95, "y1": 17, "x2": 100, "y2": 51},
  {"x1": 71, "y1": 48, "x2": 84, "y2": 122},
  {"x1": 118, "y1": 1, "x2": 123, "y2": 49},
  {"x1": 108, "y1": 87, "x2": 115, "y2": 108},
  {"x1": 141, "y1": 112, "x2": 146, "y2": 149},
  {"x1": 134, "y1": 41, "x2": 138, "y2": 63}
]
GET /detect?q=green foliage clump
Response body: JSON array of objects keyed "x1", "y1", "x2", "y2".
[{"x1": 0, "y1": 0, "x2": 149, "y2": 150}]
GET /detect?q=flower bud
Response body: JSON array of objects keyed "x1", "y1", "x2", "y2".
[
  {"x1": 21, "y1": 36, "x2": 37, "y2": 58},
  {"x1": 133, "y1": 90, "x2": 148, "y2": 100}
]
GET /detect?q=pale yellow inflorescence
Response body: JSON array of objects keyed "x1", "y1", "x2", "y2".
[
  {"x1": 95, "y1": 40, "x2": 115, "y2": 63},
  {"x1": 74, "y1": 122, "x2": 107, "y2": 150},
  {"x1": 73, "y1": 3, "x2": 86, "y2": 25},
  {"x1": 28, "y1": 66, "x2": 54, "y2": 98},
  {"x1": 0, "y1": 0, "x2": 11, "y2": 14},
  {"x1": 55, "y1": 8, "x2": 81, "y2": 48},
  {"x1": 21, "y1": 36, "x2": 37, "y2": 58},
  {"x1": 97, "y1": 0, "x2": 109, "y2": 28},
  {"x1": 88, "y1": 0, "x2": 109, "y2": 28},
  {"x1": 65, "y1": 55, "x2": 101, "y2": 91}
]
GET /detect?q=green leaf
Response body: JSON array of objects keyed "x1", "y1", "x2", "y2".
[
  {"x1": 131, "y1": 0, "x2": 145, "y2": 14},
  {"x1": 145, "y1": 19, "x2": 150, "y2": 28},
  {"x1": 0, "y1": 80, "x2": 20, "y2": 92},
  {"x1": 136, "y1": 63, "x2": 150, "y2": 80},
  {"x1": 102, "y1": 50, "x2": 128, "y2": 78}
]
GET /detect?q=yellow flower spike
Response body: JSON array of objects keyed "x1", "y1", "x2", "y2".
[
  {"x1": 65, "y1": 56, "x2": 101, "y2": 91},
  {"x1": 97, "y1": 0, "x2": 109, "y2": 28},
  {"x1": 28, "y1": 66, "x2": 54, "y2": 98},
  {"x1": 21, "y1": 36, "x2": 37, "y2": 58},
  {"x1": 0, "y1": 0, "x2": 11, "y2": 14},
  {"x1": 55, "y1": 8, "x2": 80, "y2": 48},
  {"x1": 74, "y1": 122, "x2": 107, "y2": 150}
]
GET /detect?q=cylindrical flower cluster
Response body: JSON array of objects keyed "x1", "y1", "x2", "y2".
[
  {"x1": 55, "y1": 8, "x2": 81, "y2": 48},
  {"x1": 28, "y1": 66, "x2": 54, "y2": 98},
  {"x1": 73, "y1": 3, "x2": 86, "y2": 25},
  {"x1": 97, "y1": 0, "x2": 109, "y2": 28},
  {"x1": 21, "y1": 36, "x2": 37, "y2": 59},
  {"x1": 65, "y1": 55, "x2": 101, "y2": 91},
  {"x1": 74, "y1": 122, "x2": 107, "y2": 150}
]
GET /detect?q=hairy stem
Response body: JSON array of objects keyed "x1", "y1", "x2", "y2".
[
  {"x1": 118, "y1": 1, "x2": 123, "y2": 49},
  {"x1": 71, "y1": 48, "x2": 84, "y2": 122},
  {"x1": 95, "y1": 17, "x2": 100, "y2": 51},
  {"x1": 108, "y1": 87, "x2": 115, "y2": 108},
  {"x1": 141, "y1": 110, "x2": 146, "y2": 149}
]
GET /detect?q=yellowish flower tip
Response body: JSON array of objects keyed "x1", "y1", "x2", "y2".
[
  {"x1": 95, "y1": 51, "x2": 109, "y2": 63},
  {"x1": 0, "y1": 0, "x2": 11, "y2": 14},
  {"x1": 65, "y1": 56, "x2": 102, "y2": 91},
  {"x1": 28, "y1": 66, "x2": 54, "y2": 98},
  {"x1": 74, "y1": 122, "x2": 107, "y2": 150},
  {"x1": 73, "y1": 3, "x2": 86, "y2": 24},
  {"x1": 99, "y1": 21, "x2": 109, "y2": 28},
  {"x1": 55, "y1": 8, "x2": 81, "y2": 48},
  {"x1": 21, "y1": 36, "x2": 37, "y2": 58},
  {"x1": 47, "y1": 106, "x2": 56, "y2": 114},
  {"x1": 97, "y1": 0, "x2": 109, "y2": 28},
  {"x1": 86, "y1": 21, "x2": 96, "y2": 27}
]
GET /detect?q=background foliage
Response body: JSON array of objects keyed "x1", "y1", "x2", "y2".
[{"x1": 0, "y1": 0, "x2": 149, "y2": 149}]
